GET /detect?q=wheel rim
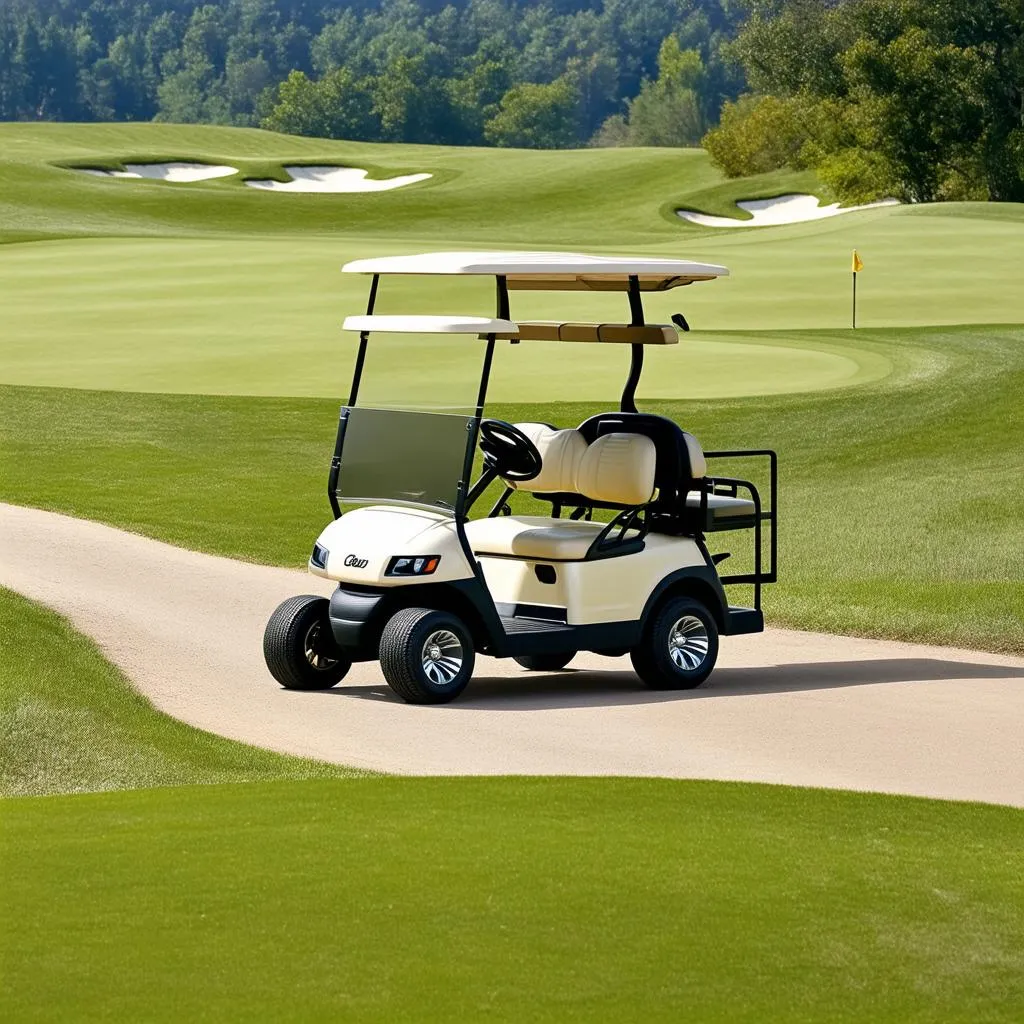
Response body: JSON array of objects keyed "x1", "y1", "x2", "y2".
[
  {"x1": 667, "y1": 615, "x2": 709, "y2": 672},
  {"x1": 303, "y1": 621, "x2": 338, "y2": 671},
  {"x1": 420, "y1": 629, "x2": 464, "y2": 686}
]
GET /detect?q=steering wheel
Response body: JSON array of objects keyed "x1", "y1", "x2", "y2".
[{"x1": 479, "y1": 420, "x2": 543, "y2": 482}]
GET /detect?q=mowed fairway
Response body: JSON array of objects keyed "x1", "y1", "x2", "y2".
[
  {"x1": 5, "y1": 776, "x2": 1024, "y2": 1023},
  {"x1": 3, "y1": 122, "x2": 1024, "y2": 1020},
  {"x1": 1, "y1": 123, "x2": 1023, "y2": 400}
]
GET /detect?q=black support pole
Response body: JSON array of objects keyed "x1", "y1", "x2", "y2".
[
  {"x1": 620, "y1": 275, "x2": 645, "y2": 413},
  {"x1": 347, "y1": 273, "x2": 379, "y2": 406},
  {"x1": 495, "y1": 274, "x2": 510, "y2": 320}
]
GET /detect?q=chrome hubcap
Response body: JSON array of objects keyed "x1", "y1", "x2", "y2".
[
  {"x1": 421, "y1": 629, "x2": 463, "y2": 686},
  {"x1": 303, "y1": 621, "x2": 338, "y2": 671},
  {"x1": 668, "y1": 615, "x2": 709, "y2": 672}
]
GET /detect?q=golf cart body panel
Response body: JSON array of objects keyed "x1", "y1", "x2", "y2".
[
  {"x1": 263, "y1": 250, "x2": 775, "y2": 702},
  {"x1": 309, "y1": 506, "x2": 473, "y2": 586}
]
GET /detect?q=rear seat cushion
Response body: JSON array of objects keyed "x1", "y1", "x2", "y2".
[
  {"x1": 575, "y1": 432, "x2": 656, "y2": 506},
  {"x1": 510, "y1": 423, "x2": 588, "y2": 493},
  {"x1": 686, "y1": 492, "x2": 756, "y2": 519}
]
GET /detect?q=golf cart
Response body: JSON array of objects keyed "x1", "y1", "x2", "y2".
[{"x1": 263, "y1": 252, "x2": 777, "y2": 704}]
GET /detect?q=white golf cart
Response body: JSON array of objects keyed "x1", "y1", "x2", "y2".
[{"x1": 263, "y1": 252, "x2": 777, "y2": 703}]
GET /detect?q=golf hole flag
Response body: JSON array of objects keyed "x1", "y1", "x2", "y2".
[{"x1": 850, "y1": 250, "x2": 863, "y2": 327}]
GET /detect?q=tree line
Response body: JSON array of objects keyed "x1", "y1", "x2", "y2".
[
  {"x1": 0, "y1": 0, "x2": 741, "y2": 148},
  {"x1": 706, "y1": 0, "x2": 1024, "y2": 203},
  {"x1": 1, "y1": 0, "x2": 1021, "y2": 202}
]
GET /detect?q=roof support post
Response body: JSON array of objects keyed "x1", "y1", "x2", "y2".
[
  {"x1": 495, "y1": 274, "x2": 510, "y2": 320},
  {"x1": 621, "y1": 275, "x2": 645, "y2": 413},
  {"x1": 347, "y1": 273, "x2": 379, "y2": 406}
]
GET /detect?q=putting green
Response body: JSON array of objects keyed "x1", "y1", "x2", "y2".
[{"x1": 0, "y1": 238, "x2": 893, "y2": 400}]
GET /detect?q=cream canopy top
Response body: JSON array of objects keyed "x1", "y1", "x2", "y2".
[{"x1": 341, "y1": 251, "x2": 729, "y2": 291}]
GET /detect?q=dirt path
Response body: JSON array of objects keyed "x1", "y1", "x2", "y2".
[{"x1": 3, "y1": 502, "x2": 1022, "y2": 805}]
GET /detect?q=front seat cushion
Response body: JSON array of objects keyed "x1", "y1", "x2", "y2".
[{"x1": 466, "y1": 516, "x2": 637, "y2": 561}]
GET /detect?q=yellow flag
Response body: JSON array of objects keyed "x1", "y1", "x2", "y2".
[{"x1": 851, "y1": 250, "x2": 864, "y2": 273}]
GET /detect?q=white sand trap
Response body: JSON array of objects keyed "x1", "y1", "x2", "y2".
[
  {"x1": 678, "y1": 193, "x2": 899, "y2": 228},
  {"x1": 78, "y1": 162, "x2": 237, "y2": 182},
  {"x1": 244, "y1": 165, "x2": 431, "y2": 193},
  {"x1": 4, "y1": 501, "x2": 1024, "y2": 805}
]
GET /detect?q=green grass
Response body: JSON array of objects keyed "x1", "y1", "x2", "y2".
[
  {"x1": 1, "y1": 123, "x2": 1023, "y2": 402},
  {"x1": 0, "y1": 588, "x2": 359, "y2": 797},
  {"x1": 2, "y1": 322, "x2": 1022, "y2": 654},
  {"x1": 3, "y1": 776, "x2": 1023, "y2": 1022},
  {"x1": 0, "y1": 237, "x2": 901, "y2": 399},
  {"x1": 2, "y1": 121, "x2": 1024, "y2": 1019}
]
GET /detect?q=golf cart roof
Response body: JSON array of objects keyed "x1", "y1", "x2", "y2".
[{"x1": 341, "y1": 251, "x2": 728, "y2": 292}]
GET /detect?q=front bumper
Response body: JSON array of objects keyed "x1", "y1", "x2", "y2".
[{"x1": 328, "y1": 586, "x2": 388, "y2": 657}]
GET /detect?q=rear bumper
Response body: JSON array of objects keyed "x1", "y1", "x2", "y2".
[{"x1": 723, "y1": 606, "x2": 764, "y2": 635}]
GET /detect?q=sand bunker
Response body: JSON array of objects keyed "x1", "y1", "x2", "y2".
[
  {"x1": 78, "y1": 162, "x2": 237, "y2": 182},
  {"x1": 244, "y1": 165, "x2": 431, "y2": 193},
  {"x1": 678, "y1": 193, "x2": 898, "y2": 228}
]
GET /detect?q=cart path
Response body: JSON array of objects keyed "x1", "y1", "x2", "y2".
[{"x1": 3, "y1": 502, "x2": 1023, "y2": 806}]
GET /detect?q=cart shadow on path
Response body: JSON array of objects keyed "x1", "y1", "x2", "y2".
[{"x1": 321, "y1": 657, "x2": 1024, "y2": 711}]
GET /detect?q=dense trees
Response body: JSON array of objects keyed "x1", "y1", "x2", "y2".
[
  {"x1": 1, "y1": 0, "x2": 1021, "y2": 199},
  {"x1": 0, "y1": 0, "x2": 741, "y2": 148},
  {"x1": 705, "y1": 0, "x2": 1024, "y2": 203}
]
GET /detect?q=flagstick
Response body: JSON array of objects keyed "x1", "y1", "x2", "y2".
[{"x1": 851, "y1": 271, "x2": 857, "y2": 329}]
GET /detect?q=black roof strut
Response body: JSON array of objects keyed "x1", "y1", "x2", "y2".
[{"x1": 621, "y1": 275, "x2": 645, "y2": 413}]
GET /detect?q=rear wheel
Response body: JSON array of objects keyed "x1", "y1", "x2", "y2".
[
  {"x1": 513, "y1": 652, "x2": 576, "y2": 672},
  {"x1": 379, "y1": 607, "x2": 475, "y2": 704},
  {"x1": 264, "y1": 595, "x2": 351, "y2": 690},
  {"x1": 630, "y1": 596, "x2": 718, "y2": 690}
]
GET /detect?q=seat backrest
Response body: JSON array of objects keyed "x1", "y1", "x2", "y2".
[
  {"x1": 576, "y1": 432, "x2": 657, "y2": 506},
  {"x1": 510, "y1": 422, "x2": 587, "y2": 493},
  {"x1": 578, "y1": 413, "x2": 705, "y2": 493}
]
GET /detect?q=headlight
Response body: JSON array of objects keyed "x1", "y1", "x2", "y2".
[
  {"x1": 310, "y1": 543, "x2": 329, "y2": 570},
  {"x1": 385, "y1": 555, "x2": 440, "y2": 577}
]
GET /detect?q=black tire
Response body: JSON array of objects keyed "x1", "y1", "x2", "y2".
[
  {"x1": 513, "y1": 652, "x2": 576, "y2": 672},
  {"x1": 630, "y1": 596, "x2": 719, "y2": 690},
  {"x1": 379, "y1": 607, "x2": 475, "y2": 704},
  {"x1": 263, "y1": 595, "x2": 351, "y2": 691}
]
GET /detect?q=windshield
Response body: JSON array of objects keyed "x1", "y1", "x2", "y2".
[{"x1": 333, "y1": 406, "x2": 475, "y2": 513}]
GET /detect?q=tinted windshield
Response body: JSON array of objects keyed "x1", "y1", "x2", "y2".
[{"x1": 333, "y1": 406, "x2": 474, "y2": 513}]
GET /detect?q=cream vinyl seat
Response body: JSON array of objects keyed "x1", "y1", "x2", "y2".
[
  {"x1": 465, "y1": 425, "x2": 654, "y2": 561},
  {"x1": 465, "y1": 515, "x2": 633, "y2": 561}
]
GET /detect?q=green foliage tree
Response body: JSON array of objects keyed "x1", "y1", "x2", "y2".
[
  {"x1": 0, "y1": 0, "x2": 742, "y2": 148},
  {"x1": 260, "y1": 68, "x2": 378, "y2": 141},
  {"x1": 484, "y1": 75, "x2": 582, "y2": 148},
  {"x1": 709, "y1": 0, "x2": 1024, "y2": 203},
  {"x1": 593, "y1": 36, "x2": 706, "y2": 147}
]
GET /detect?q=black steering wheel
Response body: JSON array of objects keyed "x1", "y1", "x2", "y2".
[{"x1": 479, "y1": 420, "x2": 543, "y2": 482}]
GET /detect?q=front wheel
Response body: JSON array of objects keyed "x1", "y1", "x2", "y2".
[
  {"x1": 379, "y1": 607, "x2": 475, "y2": 704},
  {"x1": 513, "y1": 652, "x2": 576, "y2": 672},
  {"x1": 630, "y1": 596, "x2": 718, "y2": 690},
  {"x1": 264, "y1": 595, "x2": 351, "y2": 690}
]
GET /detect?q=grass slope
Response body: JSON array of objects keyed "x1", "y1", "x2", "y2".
[
  {"x1": 0, "y1": 588, "x2": 359, "y2": 797},
  {"x1": 2, "y1": 323, "x2": 1022, "y2": 653},
  {"x1": 3, "y1": 777, "x2": 1023, "y2": 1022}
]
